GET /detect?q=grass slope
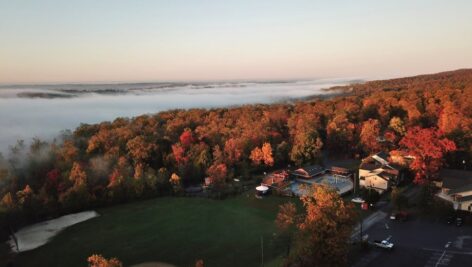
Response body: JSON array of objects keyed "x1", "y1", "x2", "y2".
[{"x1": 16, "y1": 194, "x2": 295, "y2": 267}]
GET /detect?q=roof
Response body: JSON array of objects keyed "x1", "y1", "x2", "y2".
[
  {"x1": 262, "y1": 171, "x2": 288, "y2": 186},
  {"x1": 381, "y1": 168, "x2": 399, "y2": 176},
  {"x1": 440, "y1": 169, "x2": 472, "y2": 194},
  {"x1": 359, "y1": 162, "x2": 382, "y2": 171},
  {"x1": 459, "y1": 195, "x2": 472, "y2": 202},
  {"x1": 376, "y1": 151, "x2": 390, "y2": 162},
  {"x1": 330, "y1": 166, "x2": 351, "y2": 175},
  {"x1": 360, "y1": 151, "x2": 403, "y2": 172},
  {"x1": 292, "y1": 165, "x2": 324, "y2": 178},
  {"x1": 379, "y1": 171, "x2": 397, "y2": 180}
]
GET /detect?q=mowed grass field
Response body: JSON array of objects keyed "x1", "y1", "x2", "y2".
[{"x1": 15, "y1": 193, "x2": 296, "y2": 267}]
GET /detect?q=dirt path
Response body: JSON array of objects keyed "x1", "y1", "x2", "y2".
[{"x1": 8, "y1": 210, "x2": 99, "y2": 252}]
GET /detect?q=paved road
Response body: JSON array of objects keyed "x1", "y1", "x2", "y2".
[
  {"x1": 351, "y1": 211, "x2": 387, "y2": 240},
  {"x1": 351, "y1": 185, "x2": 418, "y2": 241},
  {"x1": 351, "y1": 185, "x2": 472, "y2": 267},
  {"x1": 352, "y1": 217, "x2": 472, "y2": 267}
]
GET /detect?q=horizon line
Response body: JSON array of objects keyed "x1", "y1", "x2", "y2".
[{"x1": 2, "y1": 68, "x2": 469, "y2": 87}]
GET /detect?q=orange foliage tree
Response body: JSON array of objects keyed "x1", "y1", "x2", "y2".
[
  {"x1": 326, "y1": 114, "x2": 357, "y2": 154},
  {"x1": 360, "y1": 119, "x2": 381, "y2": 153},
  {"x1": 289, "y1": 185, "x2": 356, "y2": 267},
  {"x1": 69, "y1": 162, "x2": 87, "y2": 187},
  {"x1": 223, "y1": 138, "x2": 242, "y2": 166},
  {"x1": 438, "y1": 101, "x2": 470, "y2": 135},
  {"x1": 249, "y1": 147, "x2": 264, "y2": 165},
  {"x1": 206, "y1": 163, "x2": 228, "y2": 187},
  {"x1": 87, "y1": 254, "x2": 122, "y2": 267},
  {"x1": 400, "y1": 127, "x2": 457, "y2": 183},
  {"x1": 275, "y1": 202, "x2": 298, "y2": 256},
  {"x1": 250, "y1": 143, "x2": 274, "y2": 167},
  {"x1": 1, "y1": 69, "x2": 471, "y2": 229}
]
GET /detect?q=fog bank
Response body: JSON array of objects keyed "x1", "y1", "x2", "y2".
[{"x1": 0, "y1": 79, "x2": 351, "y2": 153}]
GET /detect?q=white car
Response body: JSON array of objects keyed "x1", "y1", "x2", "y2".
[
  {"x1": 351, "y1": 197, "x2": 365, "y2": 204},
  {"x1": 372, "y1": 239, "x2": 394, "y2": 250}
]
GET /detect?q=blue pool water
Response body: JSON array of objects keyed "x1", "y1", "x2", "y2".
[{"x1": 290, "y1": 174, "x2": 353, "y2": 196}]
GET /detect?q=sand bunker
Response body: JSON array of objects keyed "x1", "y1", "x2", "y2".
[
  {"x1": 8, "y1": 210, "x2": 99, "y2": 252},
  {"x1": 131, "y1": 262, "x2": 177, "y2": 267}
]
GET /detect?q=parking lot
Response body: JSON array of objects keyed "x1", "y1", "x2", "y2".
[{"x1": 352, "y1": 216, "x2": 472, "y2": 267}]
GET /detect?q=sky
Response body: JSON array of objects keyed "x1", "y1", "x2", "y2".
[{"x1": 0, "y1": 0, "x2": 471, "y2": 83}]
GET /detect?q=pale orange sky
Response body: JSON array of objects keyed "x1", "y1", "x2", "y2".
[{"x1": 1, "y1": 0, "x2": 471, "y2": 83}]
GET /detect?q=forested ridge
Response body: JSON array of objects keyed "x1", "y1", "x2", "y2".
[{"x1": 0, "y1": 69, "x2": 471, "y2": 235}]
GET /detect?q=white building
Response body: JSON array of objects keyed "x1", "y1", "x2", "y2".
[
  {"x1": 359, "y1": 152, "x2": 405, "y2": 193},
  {"x1": 437, "y1": 169, "x2": 472, "y2": 212}
]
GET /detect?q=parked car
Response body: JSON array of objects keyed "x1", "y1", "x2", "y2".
[
  {"x1": 456, "y1": 217, "x2": 463, "y2": 227},
  {"x1": 447, "y1": 215, "x2": 456, "y2": 224},
  {"x1": 390, "y1": 211, "x2": 408, "y2": 221},
  {"x1": 372, "y1": 239, "x2": 394, "y2": 250},
  {"x1": 351, "y1": 197, "x2": 365, "y2": 204}
]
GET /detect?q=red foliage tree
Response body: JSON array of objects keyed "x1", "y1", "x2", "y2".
[
  {"x1": 172, "y1": 144, "x2": 188, "y2": 166},
  {"x1": 384, "y1": 130, "x2": 397, "y2": 143},
  {"x1": 107, "y1": 168, "x2": 123, "y2": 188},
  {"x1": 87, "y1": 254, "x2": 122, "y2": 267},
  {"x1": 399, "y1": 127, "x2": 457, "y2": 183},
  {"x1": 46, "y1": 168, "x2": 61, "y2": 192},
  {"x1": 179, "y1": 128, "x2": 195, "y2": 148}
]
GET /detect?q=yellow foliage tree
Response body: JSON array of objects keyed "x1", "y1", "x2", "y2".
[
  {"x1": 249, "y1": 147, "x2": 263, "y2": 165},
  {"x1": 261, "y1": 142, "x2": 274, "y2": 166},
  {"x1": 250, "y1": 142, "x2": 274, "y2": 166},
  {"x1": 169, "y1": 173, "x2": 182, "y2": 193},
  {"x1": 69, "y1": 162, "x2": 87, "y2": 187}
]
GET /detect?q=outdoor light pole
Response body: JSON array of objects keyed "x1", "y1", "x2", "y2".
[
  {"x1": 353, "y1": 173, "x2": 357, "y2": 196},
  {"x1": 261, "y1": 235, "x2": 264, "y2": 267},
  {"x1": 360, "y1": 224, "x2": 363, "y2": 244},
  {"x1": 359, "y1": 209, "x2": 363, "y2": 244}
]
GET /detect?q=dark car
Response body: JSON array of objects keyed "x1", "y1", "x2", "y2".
[
  {"x1": 447, "y1": 215, "x2": 456, "y2": 224},
  {"x1": 390, "y1": 211, "x2": 408, "y2": 222},
  {"x1": 456, "y1": 217, "x2": 463, "y2": 227}
]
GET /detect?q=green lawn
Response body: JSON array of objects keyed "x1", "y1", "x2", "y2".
[{"x1": 15, "y1": 193, "x2": 296, "y2": 267}]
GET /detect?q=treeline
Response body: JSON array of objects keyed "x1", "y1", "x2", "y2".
[{"x1": 0, "y1": 69, "x2": 471, "y2": 232}]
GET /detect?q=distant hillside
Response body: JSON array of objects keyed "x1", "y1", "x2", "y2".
[{"x1": 343, "y1": 69, "x2": 472, "y2": 94}]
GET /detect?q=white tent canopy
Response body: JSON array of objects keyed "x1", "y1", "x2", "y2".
[{"x1": 256, "y1": 185, "x2": 269, "y2": 192}]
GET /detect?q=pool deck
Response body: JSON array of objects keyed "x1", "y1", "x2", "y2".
[{"x1": 292, "y1": 173, "x2": 354, "y2": 195}]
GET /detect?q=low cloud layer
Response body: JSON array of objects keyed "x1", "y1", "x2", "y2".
[{"x1": 0, "y1": 79, "x2": 351, "y2": 153}]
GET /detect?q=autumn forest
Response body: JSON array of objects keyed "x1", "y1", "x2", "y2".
[{"x1": 0, "y1": 69, "x2": 471, "y2": 239}]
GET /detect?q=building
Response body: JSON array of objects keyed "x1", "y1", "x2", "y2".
[
  {"x1": 290, "y1": 165, "x2": 324, "y2": 180},
  {"x1": 437, "y1": 169, "x2": 472, "y2": 212},
  {"x1": 261, "y1": 170, "x2": 290, "y2": 189},
  {"x1": 289, "y1": 166, "x2": 354, "y2": 196},
  {"x1": 358, "y1": 152, "x2": 407, "y2": 193}
]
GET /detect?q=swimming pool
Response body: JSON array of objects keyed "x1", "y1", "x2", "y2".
[{"x1": 290, "y1": 174, "x2": 353, "y2": 196}]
